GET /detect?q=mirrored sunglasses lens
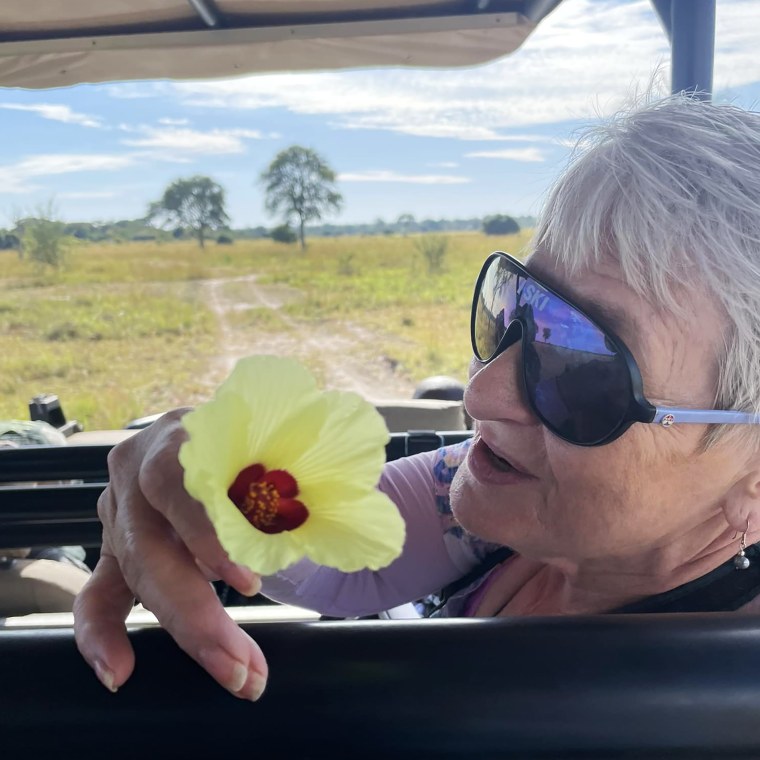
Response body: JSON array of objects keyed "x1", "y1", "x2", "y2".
[
  {"x1": 518, "y1": 288, "x2": 632, "y2": 445},
  {"x1": 473, "y1": 257, "x2": 515, "y2": 360}
]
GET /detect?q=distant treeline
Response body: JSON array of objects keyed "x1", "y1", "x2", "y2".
[{"x1": 0, "y1": 213, "x2": 535, "y2": 249}]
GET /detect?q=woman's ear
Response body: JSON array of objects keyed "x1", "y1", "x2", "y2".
[{"x1": 722, "y1": 464, "x2": 760, "y2": 536}]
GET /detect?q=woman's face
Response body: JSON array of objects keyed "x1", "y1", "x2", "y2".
[{"x1": 452, "y1": 249, "x2": 748, "y2": 566}]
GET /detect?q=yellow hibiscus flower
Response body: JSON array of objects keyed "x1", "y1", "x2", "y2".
[{"x1": 178, "y1": 355, "x2": 406, "y2": 576}]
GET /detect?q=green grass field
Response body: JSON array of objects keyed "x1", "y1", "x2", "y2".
[{"x1": 0, "y1": 231, "x2": 532, "y2": 430}]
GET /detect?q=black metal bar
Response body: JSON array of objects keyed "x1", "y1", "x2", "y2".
[
  {"x1": 0, "y1": 433, "x2": 473, "y2": 484},
  {"x1": 4, "y1": 615, "x2": 760, "y2": 756},
  {"x1": 0, "y1": 433, "x2": 472, "y2": 549},
  {"x1": 0, "y1": 445, "x2": 109, "y2": 483},
  {"x1": 670, "y1": 0, "x2": 715, "y2": 97},
  {"x1": 0, "y1": 483, "x2": 104, "y2": 519},
  {"x1": 650, "y1": 0, "x2": 672, "y2": 42},
  {"x1": 0, "y1": 521, "x2": 103, "y2": 549}
]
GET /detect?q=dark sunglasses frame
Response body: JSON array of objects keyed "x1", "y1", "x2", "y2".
[{"x1": 470, "y1": 252, "x2": 760, "y2": 446}]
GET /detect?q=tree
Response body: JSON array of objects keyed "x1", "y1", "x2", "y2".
[
  {"x1": 147, "y1": 176, "x2": 229, "y2": 249},
  {"x1": 396, "y1": 213, "x2": 416, "y2": 236},
  {"x1": 483, "y1": 214, "x2": 520, "y2": 236},
  {"x1": 260, "y1": 146, "x2": 343, "y2": 249}
]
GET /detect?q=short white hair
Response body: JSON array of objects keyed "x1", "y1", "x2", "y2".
[{"x1": 534, "y1": 94, "x2": 760, "y2": 447}]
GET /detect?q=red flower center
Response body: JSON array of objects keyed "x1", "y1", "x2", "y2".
[{"x1": 227, "y1": 463, "x2": 309, "y2": 534}]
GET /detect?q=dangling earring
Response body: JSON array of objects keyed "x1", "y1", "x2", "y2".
[{"x1": 734, "y1": 520, "x2": 751, "y2": 570}]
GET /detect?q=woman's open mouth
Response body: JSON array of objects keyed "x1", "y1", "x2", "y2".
[{"x1": 466, "y1": 436, "x2": 536, "y2": 486}]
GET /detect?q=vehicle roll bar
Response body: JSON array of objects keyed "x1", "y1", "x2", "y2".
[
  {"x1": 2, "y1": 614, "x2": 760, "y2": 756},
  {"x1": 0, "y1": 431, "x2": 472, "y2": 549},
  {"x1": 653, "y1": 0, "x2": 716, "y2": 97}
]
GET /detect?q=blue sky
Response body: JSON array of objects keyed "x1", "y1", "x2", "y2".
[{"x1": 1, "y1": 0, "x2": 760, "y2": 229}]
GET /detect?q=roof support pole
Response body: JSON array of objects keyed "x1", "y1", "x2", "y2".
[
  {"x1": 187, "y1": 0, "x2": 219, "y2": 28},
  {"x1": 670, "y1": 0, "x2": 715, "y2": 98}
]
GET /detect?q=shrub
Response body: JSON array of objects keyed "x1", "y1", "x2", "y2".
[
  {"x1": 0, "y1": 232, "x2": 20, "y2": 251},
  {"x1": 21, "y1": 215, "x2": 69, "y2": 269},
  {"x1": 270, "y1": 224, "x2": 298, "y2": 244},
  {"x1": 216, "y1": 234, "x2": 235, "y2": 245},
  {"x1": 337, "y1": 253, "x2": 355, "y2": 275},
  {"x1": 482, "y1": 214, "x2": 520, "y2": 235},
  {"x1": 414, "y1": 235, "x2": 448, "y2": 274}
]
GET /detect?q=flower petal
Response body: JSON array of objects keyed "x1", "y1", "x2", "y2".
[
  {"x1": 264, "y1": 469, "x2": 299, "y2": 498},
  {"x1": 219, "y1": 356, "x2": 325, "y2": 463},
  {"x1": 227, "y1": 463, "x2": 266, "y2": 506},
  {"x1": 179, "y1": 392, "x2": 253, "y2": 498},
  {"x1": 300, "y1": 490, "x2": 406, "y2": 572},
  {"x1": 290, "y1": 391, "x2": 389, "y2": 501}
]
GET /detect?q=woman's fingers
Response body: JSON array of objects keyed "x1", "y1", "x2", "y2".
[
  {"x1": 131, "y1": 411, "x2": 261, "y2": 599},
  {"x1": 73, "y1": 552, "x2": 136, "y2": 692},
  {"x1": 74, "y1": 410, "x2": 268, "y2": 698}
]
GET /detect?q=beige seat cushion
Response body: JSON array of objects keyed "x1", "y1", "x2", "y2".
[
  {"x1": 0, "y1": 559, "x2": 91, "y2": 617},
  {"x1": 373, "y1": 399, "x2": 466, "y2": 432}
]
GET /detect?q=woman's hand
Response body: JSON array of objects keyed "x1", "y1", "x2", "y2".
[{"x1": 73, "y1": 408, "x2": 268, "y2": 700}]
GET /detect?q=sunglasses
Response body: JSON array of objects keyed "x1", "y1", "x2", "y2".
[{"x1": 471, "y1": 252, "x2": 760, "y2": 446}]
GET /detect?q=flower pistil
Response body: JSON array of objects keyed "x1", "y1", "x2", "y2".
[{"x1": 228, "y1": 464, "x2": 309, "y2": 534}]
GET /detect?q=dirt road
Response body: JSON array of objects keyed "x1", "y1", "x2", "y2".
[{"x1": 202, "y1": 274, "x2": 416, "y2": 402}]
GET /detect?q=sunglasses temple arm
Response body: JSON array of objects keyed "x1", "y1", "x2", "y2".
[{"x1": 652, "y1": 406, "x2": 760, "y2": 426}]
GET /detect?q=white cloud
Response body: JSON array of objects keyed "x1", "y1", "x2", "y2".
[
  {"x1": 158, "y1": 117, "x2": 190, "y2": 126},
  {"x1": 0, "y1": 103, "x2": 103, "y2": 128},
  {"x1": 465, "y1": 147, "x2": 547, "y2": 162},
  {"x1": 121, "y1": 125, "x2": 267, "y2": 156},
  {"x1": 0, "y1": 153, "x2": 135, "y2": 194},
  {"x1": 338, "y1": 170, "x2": 470, "y2": 184},
  {"x1": 429, "y1": 161, "x2": 459, "y2": 168}
]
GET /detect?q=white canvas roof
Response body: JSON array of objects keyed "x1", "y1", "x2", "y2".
[{"x1": 0, "y1": 1, "x2": 561, "y2": 88}]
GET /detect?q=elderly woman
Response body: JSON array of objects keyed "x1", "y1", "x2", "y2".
[{"x1": 74, "y1": 94, "x2": 760, "y2": 703}]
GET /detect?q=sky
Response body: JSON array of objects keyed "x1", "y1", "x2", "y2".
[{"x1": 1, "y1": 0, "x2": 760, "y2": 229}]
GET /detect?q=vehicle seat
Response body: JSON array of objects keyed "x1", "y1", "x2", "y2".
[
  {"x1": 0, "y1": 557, "x2": 90, "y2": 616},
  {"x1": 0, "y1": 419, "x2": 92, "y2": 617}
]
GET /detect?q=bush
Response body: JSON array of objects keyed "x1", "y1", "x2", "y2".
[
  {"x1": 0, "y1": 232, "x2": 20, "y2": 250},
  {"x1": 483, "y1": 214, "x2": 520, "y2": 235},
  {"x1": 21, "y1": 215, "x2": 69, "y2": 269},
  {"x1": 216, "y1": 234, "x2": 234, "y2": 245},
  {"x1": 414, "y1": 235, "x2": 448, "y2": 274},
  {"x1": 270, "y1": 224, "x2": 297, "y2": 244}
]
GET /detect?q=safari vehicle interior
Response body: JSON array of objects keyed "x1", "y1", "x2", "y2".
[{"x1": 1, "y1": 1, "x2": 754, "y2": 757}]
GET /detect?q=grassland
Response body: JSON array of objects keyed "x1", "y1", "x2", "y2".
[{"x1": 0, "y1": 230, "x2": 532, "y2": 430}]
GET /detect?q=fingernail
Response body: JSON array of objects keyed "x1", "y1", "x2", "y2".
[
  {"x1": 228, "y1": 562, "x2": 260, "y2": 597},
  {"x1": 94, "y1": 660, "x2": 118, "y2": 693},
  {"x1": 230, "y1": 662, "x2": 248, "y2": 693},
  {"x1": 240, "y1": 573, "x2": 262, "y2": 598},
  {"x1": 245, "y1": 671, "x2": 267, "y2": 702}
]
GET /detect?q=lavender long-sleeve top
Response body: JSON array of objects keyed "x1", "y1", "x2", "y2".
[{"x1": 259, "y1": 441, "x2": 501, "y2": 618}]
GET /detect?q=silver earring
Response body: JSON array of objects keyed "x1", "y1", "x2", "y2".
[{"x1": 734, "y1": 522, "x2": 751, "y2": 570}]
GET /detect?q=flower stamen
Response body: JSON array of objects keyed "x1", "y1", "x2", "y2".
[{"x1": 228, "y1": 463, "x2": 309, "y2": 534}]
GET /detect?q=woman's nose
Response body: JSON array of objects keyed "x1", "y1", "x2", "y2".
[{"x1": 464, "y1": 342, "x2": 536, "y2": 426}]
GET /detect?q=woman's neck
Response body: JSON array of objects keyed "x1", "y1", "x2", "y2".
[{"x1": 497, "y1": 517, "x2": 756, "y2": 617}]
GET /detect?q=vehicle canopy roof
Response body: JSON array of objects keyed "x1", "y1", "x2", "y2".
[
  {"x1": 0, "y1": 0, "x2": 716, "y2": 95},
  {"x1": 0, "y1": 0, "x2": 564, "y2": 89}
]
